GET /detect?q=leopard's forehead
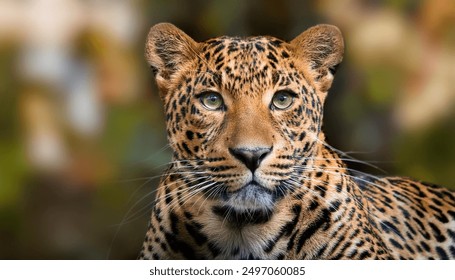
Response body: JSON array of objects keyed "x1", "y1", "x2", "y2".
[
  {"x1": 195, "y1": 36, "x2": 299, "y2": 96},
  {"x1": 201, "y1": 36, "x2": 289, "y2": 64}
]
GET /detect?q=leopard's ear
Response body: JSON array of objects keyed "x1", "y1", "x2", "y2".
[
  {"x1": 291, "y1": 24, "x2": 344, "y2": 93},
  {"x1": 145, "y1": 23, "x2": 199, "y2": 89}
]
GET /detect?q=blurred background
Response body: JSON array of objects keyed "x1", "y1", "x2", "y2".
[{"x1": 0, "y1": 0, "x2": 454, "y2": 259}]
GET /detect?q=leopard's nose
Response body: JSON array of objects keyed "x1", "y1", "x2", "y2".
[{"x1": 229, "y1": 147, "x2": 272, "y2": 173}]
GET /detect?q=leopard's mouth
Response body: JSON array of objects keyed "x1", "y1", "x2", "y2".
[{"x1": 213, "y1": 181, "x2": 278, "y2": 226}]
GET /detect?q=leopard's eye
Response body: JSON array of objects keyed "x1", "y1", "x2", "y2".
[
  {"x1": 271, "y1": 91, "x2": 295, "y2": 110},
  {"x1": 200, "y1": 92, "x2": 224, "y2": 110}
]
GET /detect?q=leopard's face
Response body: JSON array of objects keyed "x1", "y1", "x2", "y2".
[{"x1": 147, "y1": 24, "x2": 343, "y2": 222}]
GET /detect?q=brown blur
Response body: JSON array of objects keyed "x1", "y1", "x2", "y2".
[{"x1": 0, "y1": 0, "x2": 454, "y2": 259}]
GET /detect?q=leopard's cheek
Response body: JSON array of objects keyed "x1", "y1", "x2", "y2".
[
  {"x1": 167, "y1": 106, "x2": 224, "y2": 159},
  {"x1": 273, "y1": 106, "x2": 319, "y2": 158}
]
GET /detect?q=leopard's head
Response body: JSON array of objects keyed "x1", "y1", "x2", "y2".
[{"x1": 146, "y1": 23, "x2": 344, "y2": 224}]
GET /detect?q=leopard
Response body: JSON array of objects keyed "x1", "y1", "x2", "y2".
[{"x1": 138, "y1": 23, "x2": 455, "y2": 260}]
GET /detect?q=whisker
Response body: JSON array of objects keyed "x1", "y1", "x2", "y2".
[
  {"x1": 196, "y1": 183, "x2": 222, "y2": 214},
  {"x1": 292, "y1": 165, "x2": 386, "y2": 191},
  {"x1": 154, "y1": 176, "x2": 212, "y2": 208},
  {"x1": 117, "y1": 170, "x2": 208, "y2": 184},
  {"x1": 306, "y1": 132, "x2": 387, "y2": 174},
  {"x1": 123, "y1": 176, "x2": 212, "y2": 224},
  {"x1": 166, "y1": 179, "x2": 217, "y2": 213}
]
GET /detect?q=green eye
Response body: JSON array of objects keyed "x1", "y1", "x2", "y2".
[
  {"x1": 272, "y1": 91, "x2": 295, "y2": 110},
  {"x1": 200, "y1": 92, "x2": 224, "y2": 110}
]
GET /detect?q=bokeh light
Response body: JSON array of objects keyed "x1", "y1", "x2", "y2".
[{"x1": 0, "y1": 0, "x2": 454, "y2": 259}]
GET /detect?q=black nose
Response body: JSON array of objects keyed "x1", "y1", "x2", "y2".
[{"x1": 229, "y1": 147, "x2": 272, "y2": 172}]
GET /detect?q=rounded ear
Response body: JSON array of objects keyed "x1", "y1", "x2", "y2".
[
  {"x1": 145, "y1": 23, "x2": 199, "y2": 85},
  {"x1": 290, "y1": 24, "x2": 344, "y2": 93}
]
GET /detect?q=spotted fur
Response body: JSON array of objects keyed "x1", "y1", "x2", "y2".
[{"x1": 139, "y1": 23, "x2": 455, "y2": 260}]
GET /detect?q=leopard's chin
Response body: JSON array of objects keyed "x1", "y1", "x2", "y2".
[{"x1": 213, "y1": 182, "x2": 277, "y2": 226}]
